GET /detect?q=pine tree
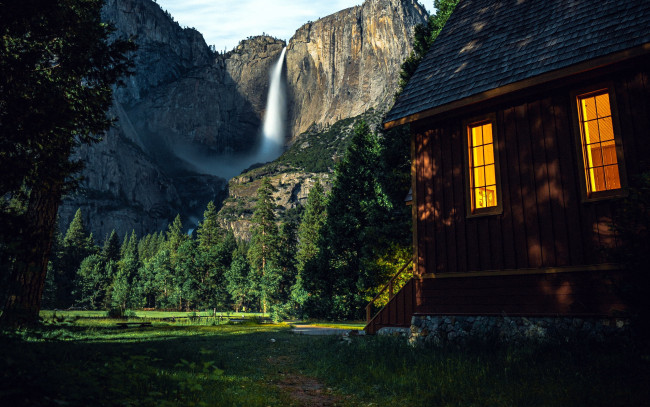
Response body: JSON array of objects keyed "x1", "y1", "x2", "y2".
[
  {"x1": 197, "y1": 201, "x2": 221, "y2": 249},
  {"x1": 111, "y1": 230, "x2": 139, "y2": 311},
  {"x1": 292, "y1": 180, "x2": 327, "y2": 311},
  {"x1": 75, "y1": 254, "x2": 105, "y2": 309},
  {"x1": 166, "y1": 214, "x2": 187, "y2": 263},
  {"x1": 64, "y1": 209, "x2": 88, "y2": 249},
  {"x1": 125, "y1": 230, "x2": 139, "y2": 260},
  {"x1": 295, "y1": 181, "x2": 327, "y2": 274},
  {"x1": 312, "y1": 121, "x2": 392, "y2": 319},
  {"x1": 273, "y1": 219, "x2": 299, "y2": 319},
  {"x1": 174, "y1": 239, "x2": 199, "y2": 310},
  {"x1": 151, "y1": 248, "x2": 173, "y2": 308},
  {"x1": 102, "y1": 230, "x2": 121, "y2": 263},
  {"x1": 137, "y1": 234, "x2": 150, "y2": 261},
  {"x1": 55, "y1": 209, "x2": 95, "y2": 307},
  {"x1": 120, "y1": 234, "x2": 129, "y2": 258},
  {"x1": 247, "y1": 178, "x2": 280, "y2": 313},
  {"x1": 196, "y1": 230, "x2": 236, "y2": 309},
  {"x1": 111, "y1": 266, "x2": 131, "y2": 311},
  {"x1": 167, "y1": 215, "x2": 186, "y2": 247},
  {"x1": 226, "y1": 243, "x2": 255, "y2": 312}
]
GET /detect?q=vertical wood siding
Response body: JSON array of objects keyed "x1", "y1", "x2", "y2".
[
  {"x1": 365, "y1": 279, "x2": 416, "y2": 335},
  {"x1": 364, "y1": 269, "x2": 626, "y2": 334},
  {"x1": 413, "y1": 69, "x2": 650, "y2": 274}
]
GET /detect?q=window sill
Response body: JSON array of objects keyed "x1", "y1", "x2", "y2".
[
  {"x1": 582, "y1": 188, "x2": 629, "y2": 203},
  {"x1": 466, "y1": 206, "x2": 503, "y2": 218}
]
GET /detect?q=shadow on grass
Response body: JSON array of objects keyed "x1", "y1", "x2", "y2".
[
  {"x1": 2, "y1": 323, "x2": 649, "y2": 407},
  {"x1": 0, "y1": 323, "x2": 298, "y2": 407}
]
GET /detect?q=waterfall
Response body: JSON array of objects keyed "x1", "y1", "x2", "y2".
[
  {"x1": 174, "y1": 48, "x2": 288, "y2": 180},
  {"x1": 258, "y1": 47, "x2": 287, "y2": 162}
]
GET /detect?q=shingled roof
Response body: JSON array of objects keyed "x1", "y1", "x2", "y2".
[{"x1": 385, "y1": 0, "x2": 650, "y2": 126}]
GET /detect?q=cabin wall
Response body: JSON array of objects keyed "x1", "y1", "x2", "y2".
[{"x1": 412, "y1": 65, "x2": 650, "y2": 275}]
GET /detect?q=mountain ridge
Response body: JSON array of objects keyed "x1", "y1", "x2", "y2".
[{"x1": 59, "y1": 0, "x2": 427, "y2": 239}]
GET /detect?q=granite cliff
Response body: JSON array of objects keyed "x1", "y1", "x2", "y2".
[
  {"x1": 287, "y1": 0, "x2": 427, "y2": 137},
  {"x1": 59, "y1": 0, "x2": 427, "y2": 239},
  {"x1": 219, "y1": 0, "x2": 427, "y2": 239},
  {"x1": 60, "y1": 0, "x2": 285, "y2": 237}
]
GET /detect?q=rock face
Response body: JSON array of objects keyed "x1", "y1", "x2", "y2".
[
  {"x1": 59, "y1": 0, "x2": 426, "y2": 239},
  {"x1": 219, "y1": 169, "x2": 331, "y2": 241},
  {"x1": 217, "y1": 0, "x2": 427, "y2": 240},
  {"x1": 58, "y1": 120, "x2": 227, "y2": 238},
  {"x1": 286, "y1": 0, "x2": 427, "y2": 137},
  {"x1": 61, "y1": 0, "x2": 285, "y2": 238},
  {"x1": 102, "y1": 0, "x2": 286, "y2": 156}
]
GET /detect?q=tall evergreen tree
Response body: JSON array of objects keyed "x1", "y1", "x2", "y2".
[
  {"x1": 111, "y1": 230, "x2": 139, "y2": 310},
  {"x1": 292, "y1": 181, "x2": 327, "y2": 311},
  {"x1": 166, "y1": 215, "x2": 187, "y2": 253},
  {"x1": 75, "y1": 254, "x2": 106, "y2": 309},
  {"x1": 226, "y1": 243, "x2": 255, "y2": 312},
  {"x1": 197, "y1": 230, "x2": 237, "y2": 308},
  {"x1": 120, "y1": 233, "x2": 129, "y2": 258},
  {"x1": 53, "y1": 208, "x2": 95, "y2": 307},
  {"x1": 174, "y1": 239, "x2": 199, "y2": 310},
  {"x1": 295, "y1": 181, "x2": 327, "y2": 274},
  {"x1": 248, "y1": 178, "x2": 280, "y2": 313},
  {"x1": 64, "y1": 209, "x2": 89, "y2": 249},
  {"x1": 197, "y1": 201, "x2": 221, "y2": 249},
  {"x1": 102, "y1": 229, "x2": 120, "y2": 261},
  {"x1": 310, "y1": 122, "x2": 392, "y2": 319},
  {"x1": 268, "y1": 218, "x2": 299, "y2": 319},
  {"x1": 0, "y1": 0, "x2": 134, "y2": 326}
]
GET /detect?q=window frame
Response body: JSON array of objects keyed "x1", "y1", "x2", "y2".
[
  {"x1": 463, "y1": 113, "x2": 503, "y2": 218},
  {"x1": 570, "y1": 83, "x2": 628, "y2": 202}
]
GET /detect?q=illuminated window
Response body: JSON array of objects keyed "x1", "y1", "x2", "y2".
[
  {"x1": 467, "y1": 120, "x2": 499, "y2": 214},
  {"x1": 577, "y1": 90, "x2": 622, "y2": 194}
]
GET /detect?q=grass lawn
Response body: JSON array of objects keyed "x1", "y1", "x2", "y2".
[
  {"x1": 39, "y1": 309, "x2": 267, "y2": 319},
  {"x1": 294, "y1": 321, "x2": 366, "y2": 330},
  {"x1": 1, "y1": 315, "x2": 648, "y2": 406}
]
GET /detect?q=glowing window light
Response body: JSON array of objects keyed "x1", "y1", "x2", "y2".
[
  {"x1": 578, "y1": 91, "x2": 621, "y2": 193},
  {"x1": 468, "y1": 122, "x2": 498, "y2": 210}
]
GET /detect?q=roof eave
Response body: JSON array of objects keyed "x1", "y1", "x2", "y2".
[{"x1": 384, "y1": 42, "x2": 650, "y2": 130}]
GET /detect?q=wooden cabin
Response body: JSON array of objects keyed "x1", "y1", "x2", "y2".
[{"x1": 366, "y1": 0, "x2": 650, "y2": 335}]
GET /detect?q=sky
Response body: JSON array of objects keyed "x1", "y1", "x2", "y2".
[{"x1": 155, "y1": 0, "x2": 433, "y2": 52}]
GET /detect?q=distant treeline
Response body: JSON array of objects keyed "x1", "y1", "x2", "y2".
[{"x1": 44, "y1": 121, "x2": 412, "y2": 320}]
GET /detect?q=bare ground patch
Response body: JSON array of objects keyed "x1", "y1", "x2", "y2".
[{"x1": 268, "y1": 355, "x2": 345, "y2": 407}]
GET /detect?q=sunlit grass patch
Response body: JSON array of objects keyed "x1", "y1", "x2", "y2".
[
  {"x1": 306, "y1": 321, "x2": 365, "y2": 330},
  {"x1": 40, "y1": 309, "x2": 107, "y2": 318}
]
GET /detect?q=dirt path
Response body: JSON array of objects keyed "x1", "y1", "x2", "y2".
[
  {"x1": 291, "y1": 325, "x2": 354, "y2": 336},
  {"x1": 267, "y1": 355, "x2": 345, "y2": 407}
]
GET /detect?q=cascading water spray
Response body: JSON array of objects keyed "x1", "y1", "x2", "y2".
[
  {"x1": 176, "y1": 47, "x2": 288, "y2": 180},
  {"x1": 258, "y1": 47, "x2": 287, "y2": 162}
]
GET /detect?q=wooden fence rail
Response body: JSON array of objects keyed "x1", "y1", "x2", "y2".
[{"x1": 365, "y1": 259, "x2": 413, "y2": 324}]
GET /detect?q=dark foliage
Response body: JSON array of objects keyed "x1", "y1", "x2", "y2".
[
  {"x1": 610, "y1": 172, "x2": 650, "y2": 347},
  {"x1": 0, "y1": 0, "x2": 135, "y2": 326},
  {"x1": 396, "y1": 0, "x2": 459, "y2": 96}
]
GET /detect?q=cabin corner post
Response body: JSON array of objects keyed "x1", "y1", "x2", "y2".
[{"x1": 411, "y1": 128, "x2": 421, "y2": 276}]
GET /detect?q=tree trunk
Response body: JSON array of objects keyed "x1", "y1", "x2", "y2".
[{"x1": 1, "y1": 180, "x2": 62, "y2": 327}]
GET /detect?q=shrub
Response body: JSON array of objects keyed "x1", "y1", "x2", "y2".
[
  {"x1": 610, "y1": 171, "x2": 650, "y2": 347},
  {"x1": 107, "y1": 308, "x2": 124, "y2": 318}
]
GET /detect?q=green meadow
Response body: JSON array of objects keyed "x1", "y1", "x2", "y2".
[{"x1": 0, "y1": 312, "x2": 648, "y2": 407}]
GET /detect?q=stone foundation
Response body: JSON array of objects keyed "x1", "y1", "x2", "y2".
[{"x1": 408, "y1": 315, "x2": 630, "y2": 346}]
